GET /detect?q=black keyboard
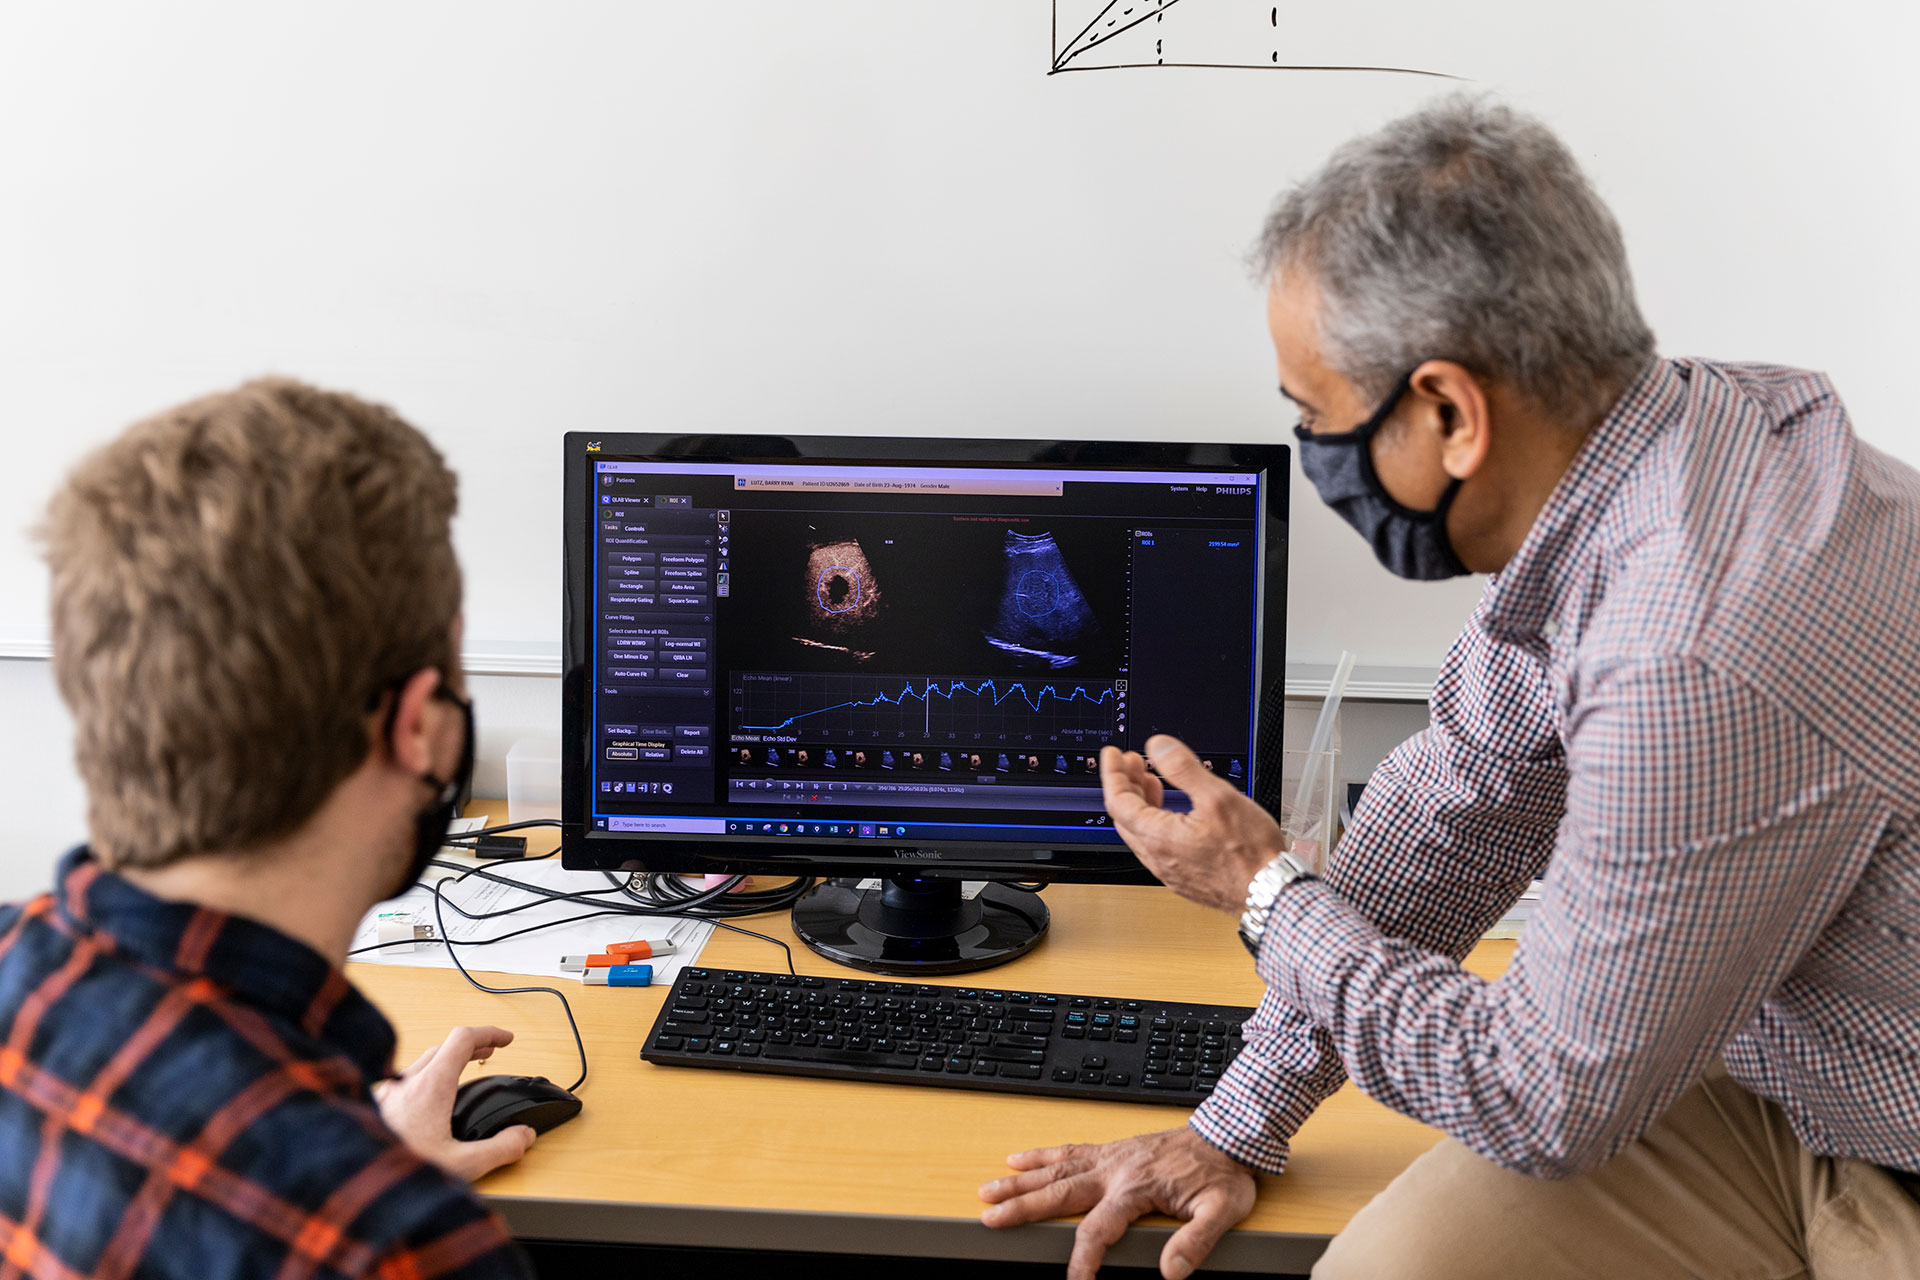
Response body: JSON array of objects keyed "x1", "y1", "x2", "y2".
[{"x1": 641, "y1": 968, "x2": 1255, "y2": 1104}]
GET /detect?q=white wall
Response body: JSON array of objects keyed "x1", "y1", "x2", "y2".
[{"x1": 2, "y1": 2, "x2": 1914, "y2": 673}]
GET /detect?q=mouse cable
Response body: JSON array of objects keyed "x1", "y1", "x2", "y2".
[{"x1": 431, "y1": 877, "x2": 589, "y2": 1094}]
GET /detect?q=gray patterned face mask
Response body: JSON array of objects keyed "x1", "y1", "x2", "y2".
[{"x1": 1291, "y1": 368, "x2": 1468, "y2": 580}]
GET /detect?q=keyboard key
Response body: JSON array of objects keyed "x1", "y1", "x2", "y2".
[
  {"x1": 711, "y1": 1041, "x2": 735, "y2": 1055},
  {"x1": 1107, "y1": 1072, "x2": 1131, "y2": 1087},
  {"x1": 920, "y1": 1056, "x2": 945, "y2": 1072},
  {"x1": 1051, "y1": 1067, "x2": 1077, "y2": 1083},
  {"x1": 1143, "y1": 1074, "x2": 1194, "y2": 1091},
  {"x1": 1062, "y1": 1027, "x2": 1085, "y2": 1039},
  {"x1": 999, "y1": 1064, "x2": 1042, "y2": 1079},
  {"x1": 685, "y1": 1037, "x2": 709, "y2": 1053},
  {"x1": 1081, "y1": 1055, "x2": 1107, "y2": 1069},
  {"x1": 1081, "y1": 1070, "x2": 1104, "y2": 1084},
  {"x1": 981, "y1": 1048, "x2": 1044, "y2": 1065},
  {"x1": 655, "y1": 1035, "x2": 684, "y2": 1050},
  {"x1": 971, "y1": 1060, "x2": 997, "y2": 1076},
  {"x1": 946, "y1": 1058, "x2": 972, "y2": 1073},
  {"x1": 767, "y1": 1046, "x2": 915, "y2": 1070},
  {"x1": 738, "y1": 1044, "x2": 761, "y2": 1057}
]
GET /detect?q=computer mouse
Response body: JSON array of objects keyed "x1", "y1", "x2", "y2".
[{"x1": 449, "y1": 1074, "x2": 582, "y2": 1143}]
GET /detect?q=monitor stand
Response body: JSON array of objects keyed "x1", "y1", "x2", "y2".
[{"x1": 790, "y1": 874, "x2": 1049, "y2": 976}]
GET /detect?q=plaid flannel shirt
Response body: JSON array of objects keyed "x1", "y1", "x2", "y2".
[
  {"x1": 1193, "y1": 357, "x2": 1920, "y2": 1179},
  {"x1": 0, "y1": 849, "x2": 532, "y2": 1279}
]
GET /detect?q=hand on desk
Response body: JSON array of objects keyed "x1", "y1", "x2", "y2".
[
  {"x1": 1101, "y1": 737, "x2": 1283, "y2": 915},
  {"x1": 979, "y1": 1126, "x2": 1257, "y2": 1280},
  {"x1": 373, "y1": 1025, "x2": 539, "y2": 1183}
]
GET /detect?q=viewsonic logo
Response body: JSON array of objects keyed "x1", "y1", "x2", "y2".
[{"x1": 891, "y1": 849, "x2": 943, "y2": 859}]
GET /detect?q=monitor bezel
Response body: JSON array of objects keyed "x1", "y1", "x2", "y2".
[{"x1": 561, "y1": 431, "x2": 1289, "y2": 882}]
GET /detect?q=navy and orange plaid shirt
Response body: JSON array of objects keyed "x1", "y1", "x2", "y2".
[{"x1": 0, "y1": 850, "x2": 532, "y2": 1279}]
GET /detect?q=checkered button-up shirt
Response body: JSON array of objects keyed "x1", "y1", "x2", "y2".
[
  {"x1": 0, "y1": 849, "x2": 532, "y2": 1279},
  {"x1": 1193, "y1": 358, "x2": 1920, "y2": 1179}
]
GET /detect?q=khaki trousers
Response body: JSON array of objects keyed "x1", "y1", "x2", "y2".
[{"x1": 1314, "y1": 1062, "x2": 1920, "y2": 1279}]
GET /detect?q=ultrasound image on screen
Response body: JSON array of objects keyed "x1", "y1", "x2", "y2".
[{"x1": 726, "y1": 511, "x2": 1126, "y2": 678}]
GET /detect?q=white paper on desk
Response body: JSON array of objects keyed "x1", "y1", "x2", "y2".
[{"x1": 351, "y1": 856, "x2": 714, "y2": 982}]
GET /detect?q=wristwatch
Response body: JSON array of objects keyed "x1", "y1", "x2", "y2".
[{"x1": 1238, "y1": 851, "x2": 1315, "y2": 956}]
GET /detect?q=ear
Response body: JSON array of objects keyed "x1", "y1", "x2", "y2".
[
  {"x1": 379, "y1": 668, "x2": 445, "y2": 777},
  {"x1": 1409, "y1": 359, "x2": 1492, "y2": 481}
]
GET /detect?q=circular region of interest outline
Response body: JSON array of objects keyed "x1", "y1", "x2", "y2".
[
  {"x1": 1015, "y1": 569, "x2": 1060, "y2": 618},
  {"x1": 816, "y1": 565, "x2": 862, "y2": 614}
]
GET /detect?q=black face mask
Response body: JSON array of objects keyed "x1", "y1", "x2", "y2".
[
  {"x1": 1292, "y1": 368, "x2": 1469, "y2": 580},
  {"x1": 393, "y1": 684, "x2": 474, "y2": 901}
]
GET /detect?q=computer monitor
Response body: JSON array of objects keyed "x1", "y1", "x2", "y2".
[{"x1": 562, "y1": 432, "x2": 1289, "y2": 974}]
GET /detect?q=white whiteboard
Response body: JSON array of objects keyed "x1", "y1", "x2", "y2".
[{"x1": 1, "y1": 1, "x2": 1914, "y2": 672}]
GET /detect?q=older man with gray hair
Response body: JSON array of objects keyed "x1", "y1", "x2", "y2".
[{"x1": 981, "y1": 95, "x2": 1920, "y2": 1278}]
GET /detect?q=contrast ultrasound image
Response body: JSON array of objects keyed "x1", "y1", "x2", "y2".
[
  {"x1": 725, "y1": 511, "x2": 1125, "y2": 678},
  {"x1": 799, "y1": 538, "x2": 882, "y2": 660},
  {"x1": 985, "y1": 531, "x2": 1102, "y2": 669}
]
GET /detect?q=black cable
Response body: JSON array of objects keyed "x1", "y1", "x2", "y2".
[
  {"x1": 607, "y1": 873, "x2": 801, "y2": 976},
  {"x1": 369, "y1": 840, "x2": 812, "y2": 1091},
  {"x1": 441, "y1": 817, "x2": 564, "y2": 848},
  {"x1": 628, "y1": 870, "x2": 813, "y2": 918},
  {"x1": 345, "y1": 906, "x2": 638, "y2": 957},
  {"x1": 431, "y1": 878, "x2": 589, "y2": 1094}
]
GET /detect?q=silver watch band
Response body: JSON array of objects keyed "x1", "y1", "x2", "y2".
[{"x1": 1238, "y1": 851, "x2": 1313, "y2": 952}]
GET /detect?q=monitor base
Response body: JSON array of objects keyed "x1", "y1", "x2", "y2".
[{"x1": 791, "y1": 875, "x2": 1049, "y2": 976}]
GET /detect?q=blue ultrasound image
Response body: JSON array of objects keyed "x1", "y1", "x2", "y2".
[
  {"x1": 985, "y1": 531, "x2": 1101, "y2": 669},
  {"x1": 726, "y1": 511, "x2": 1123, "y2": 677}
]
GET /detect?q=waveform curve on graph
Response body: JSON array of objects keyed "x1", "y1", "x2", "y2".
[{"x1": 743, "y1": 678, "x2": 1115, "y2": 733}]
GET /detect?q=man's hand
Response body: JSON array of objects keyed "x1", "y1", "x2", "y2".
[
  {"x1": 373, "y1": 1025, "x2": 538, "y2": 1183},
  {"x1": 979, "y1": 1127, "x2": 1258, "y2": 1280},
  {"x1": 1102, "y1": 735, "x2": 1286, "y2": 914}
]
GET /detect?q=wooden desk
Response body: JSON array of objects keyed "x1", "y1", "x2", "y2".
[{"x1": 351, "y1": 824, "x2": 1512, "y2": 1274}]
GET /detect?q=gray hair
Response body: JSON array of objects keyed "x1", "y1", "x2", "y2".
[{"x1": 1253, "y1": 95, "x2": 1655, "y2": 421}]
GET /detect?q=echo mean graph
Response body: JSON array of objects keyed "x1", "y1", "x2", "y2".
[{"x1": 735, "y1": 673, "x2": 1124, "y2": 746}]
